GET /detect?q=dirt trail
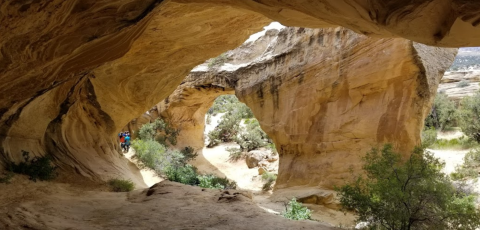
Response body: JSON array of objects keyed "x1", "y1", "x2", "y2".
[{"x1": 124, "y1": 149, "x2": 162, "y2": 187}]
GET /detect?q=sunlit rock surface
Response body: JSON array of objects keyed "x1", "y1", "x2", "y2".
[{"x1": 152, "y1": 26, "x2": 457, "y2": 190}]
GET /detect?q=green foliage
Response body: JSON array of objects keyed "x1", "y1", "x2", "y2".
[
  {"x1": 108, "y1": 179, "x2": 135, "y2": 192},
  {"x1": 206, "y1": 114, "x2": 212, "y2": 125},
  {"x1": 420, "y1": 127, "x2": 437, "y2": 148},
  {"x1": 425, "y1": 93, "x2": 457, "y2": 131},
  {"x1": 261, "y1": 171, "x2": 277, "y2": 191},
  {"x1": 8, "y1": 151, "x2": 57, "y2": 182},
  {"x1": 207, "y1": 53, "x2": 228, "y2": 69},
  {"x1": 282, "y1": 198, "x2": 311, "y2": 220},
  {"x1": 226, "y1": 147, "x2": 244, "y2": 162},
  {"x1": 235, "y1": 118, "x2": 269, "y2": 152},
  {"x1": 457, "y1": 80, "x2": 471, "y2": 88},
  {"x1": 451, "y1": 148, "x2": 480, "y2": 180},
  {"x1": 0, "y1": 172, "x2": 14, "y2": 184},
  {"x1": 180, "y1": 146, "x2": 198, "y2": 164},
  {"x1": 207, "y1": 111, "x2": 242, "y2": 147},
  {"x1": 337, "y1": 144, "x2": 480, "y2": 230},
  {"x1": 197, "y1": 174, "x2": 237, "y2": 189},
  {"x1": 131, "y1": 139, "x2": 167, "y2": 169},
  {"x1": 208, "y1": 95, "x2": 253, "y2": 119},
  {"x1": 458, "y1": 92, "x2": 480, "y2": 142},
  {"x1": 138, "y1": 118, "x2": 179, "y2": 146},
  {"x1": 165, "y1": 164, "x2": 199, "y2": 186},
  {"x1": 429, "y1": 136, "x2": 477, "y2": 150}
]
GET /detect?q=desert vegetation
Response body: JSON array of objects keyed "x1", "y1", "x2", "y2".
[
  {"x1": 337, "y1": 144, "x2": 480, "y2": 230},
  {"x1": 132, "y1": 118, "x2": 236, "y2": 190},
  {"x1": 282, "y1": 198, "x2": 312, "y2": 221},
  {"x1": 6, "y1": 151, "x2": 57, "y2": 182},
  {"x1": 422, "y1": 91, "x2": 480, "y2": 149},
  {"x1": 108, "y1": 179, "x2": 135, "y2": 192}
]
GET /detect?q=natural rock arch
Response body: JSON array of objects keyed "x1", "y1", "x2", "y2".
[{"x1": 150, "y1": 27, "x2": 456, "y2": 190}]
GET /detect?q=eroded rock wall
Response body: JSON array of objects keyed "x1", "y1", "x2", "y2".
[
  {"x1": 156, "y1": 27, "x2": 456, "y2": 190},
  {"x1": 0, "y1": 0, "x2": 270, "y2": 183},
  {"x1": 235, "y1": 28, "x2": 457, "y2": 189}
]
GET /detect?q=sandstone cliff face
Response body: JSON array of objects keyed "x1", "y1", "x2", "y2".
[
  {"x1": 155, "y1": 27, "x2": 456, "y2": 190},
  {"x1": 0, "y1": 1, "x2": 270, "y2": 183},
  {"x1": 234, "y1": 28, "x2": 457, "y2": 189},
  {"x1": 0, "y1": 0, "x2": 468, "y2": 184}
]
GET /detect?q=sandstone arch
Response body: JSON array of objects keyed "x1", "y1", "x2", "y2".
[
  {"x1": 0, "y1": 0, "x2": 467, "y2": 184},
  {"x1": 152, "y1": 27, "x2": 456, "y2": 190}
]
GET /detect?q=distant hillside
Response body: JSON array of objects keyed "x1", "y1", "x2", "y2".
[{"x1": 450, "y1": 47, "x2": 480, "y2": 71}]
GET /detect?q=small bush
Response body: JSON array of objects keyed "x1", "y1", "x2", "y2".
[
  {"x1": 451, "y1": 148, "x2": 480, "y2": 180},
  {"x1": 137, "y1": 118, "x2": 179, "y2": 146},
  {"x1": 421, "y1": 127, "x2": 437, "y2": 148},
  {"x1": 8, "y1": 151, "x2": 57, "y2": 182},
  {"x1": 226, "y1": 147, "x2": 244, "y2": 162},
  {"x1": 424, "y1": 92, "x2": 457, "y2": 131},
  {"x1": 131, "y1": 139, "x2": 167, "y2": 169},
  {"x1": 206, "y1": 114, "x2": 212, "y2": 125},
  {"x1": 282, "y1": 198, "x2": 311, "y2": 220},
  {"x1": 457, "y1": 80, "x2": 470, "y2": 88},
  {"x1": 429, "y1": 136, "x2": 477, "y2": 150},
  {"x1": 207, "y1": 111, "x2": 241, "y2": 147},
  {"x1": 0, "y1": 172, "x2": 14, "y2": 184},
  {"x1": 180, "y1": 146, "x2": 198, "y2": 164},
  {"x1": 207, "y1": 53, "x2": 228, "y2": 69},
  {"x1": 108, "y1": 179, "x2": 135, "y2": 192},
  {"x1": 197, "y1": 174, "x2": 237, "y2": 189},
  {"x1": 261, "y1": 171, "x2": 277, "y2": 191},
  {"x1": 165, "y1": 164, "x2": 199, "y2": 186}
]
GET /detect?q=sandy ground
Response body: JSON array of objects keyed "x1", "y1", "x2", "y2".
[
  {"x1": 192, "y1": 113, "x2": 355, "y2": 228},
  {"x1": 124, "y1": 149, "x2": 162, "y2": 187},
  {"x1": 0, "y1": 176, "x2": 335, "y2": 230}
]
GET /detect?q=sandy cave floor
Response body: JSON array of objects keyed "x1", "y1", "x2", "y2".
[{"x1": 1, "y1": 125, "x2": 472, "y2": 229}]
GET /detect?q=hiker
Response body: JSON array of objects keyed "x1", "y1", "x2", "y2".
[{"x1": 124, "y1": 133, "x2": 131, "y2": 152}]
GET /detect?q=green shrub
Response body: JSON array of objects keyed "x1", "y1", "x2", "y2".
[
  {"x1": 458, "y1": 93, "x2": 480, "y2": 142},
  {"x1": 197, "y1": 174, "x2": 237, "y2": 190},
  {"x1": 206, "y1": 114, "x2": 212, "y2": 125},
  {"x1": 429, "y1": 136, "x2": 477, "y2": 150},
  {"x1": 207, "y1": 53, "x2": 228, "y2": 69},
  {"x1": 8, "y1": 151, "x2": 57, "y2": 182},
  {"x1": 261, "y1": 171, "x2": 277, "y2": 191},
  {"x1": 421, "y1": 127, "x2": 437, "y2": 148},
  {"x1": 235, "y1": 118, "x2": 269, "y2": 152},
  {"x1": 131, "y1": 139, "x2": 167, "y2": 169},
  {"x1": 337, "y1": 144, "x2": 480, "y2": 230},
  {"x1": 137, "y1": 118, "x2": 179, "y2": 146},
  {"x1": 451, "y1": 148, "x2": 480, "y2": 180},
  {"x1": 0, "y1": 172, "x2": 14, "y2": 184},
  {"x1": 180, "y1": 146, "x2": 198, "y2": 164},
  {"x1": 282, "y1": 198, "x2": 311, "y2": 220},
  {"x1": 226, "y1": 147, "x2": 244, "y2": 162},
  {"x1": 165, "y1": 164, "x2": 199, "y2": 186},
  {"x1": 457, "y1": 80, "x2": 471, "y2": 88},
  {"x1": 108, "y1": 179, "x2": 135, "y2": 192},
  {"x1": 208, "y1": 95, "x2": 253, "y2": 119},
  {"x1": 207, "y1": 111, "x2": 241, "y2": 147},
  {"x1": 424, "y1": 92, "x2": 458, "y2": 131}
]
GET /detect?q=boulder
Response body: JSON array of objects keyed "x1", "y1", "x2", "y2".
[{"x1": 245, "y1": 150, "x2": 268, "y2": 168}]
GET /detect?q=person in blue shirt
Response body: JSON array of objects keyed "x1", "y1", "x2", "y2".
[{"x1": 124, "y1": 133, "x2": 131, "y2": 152}]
